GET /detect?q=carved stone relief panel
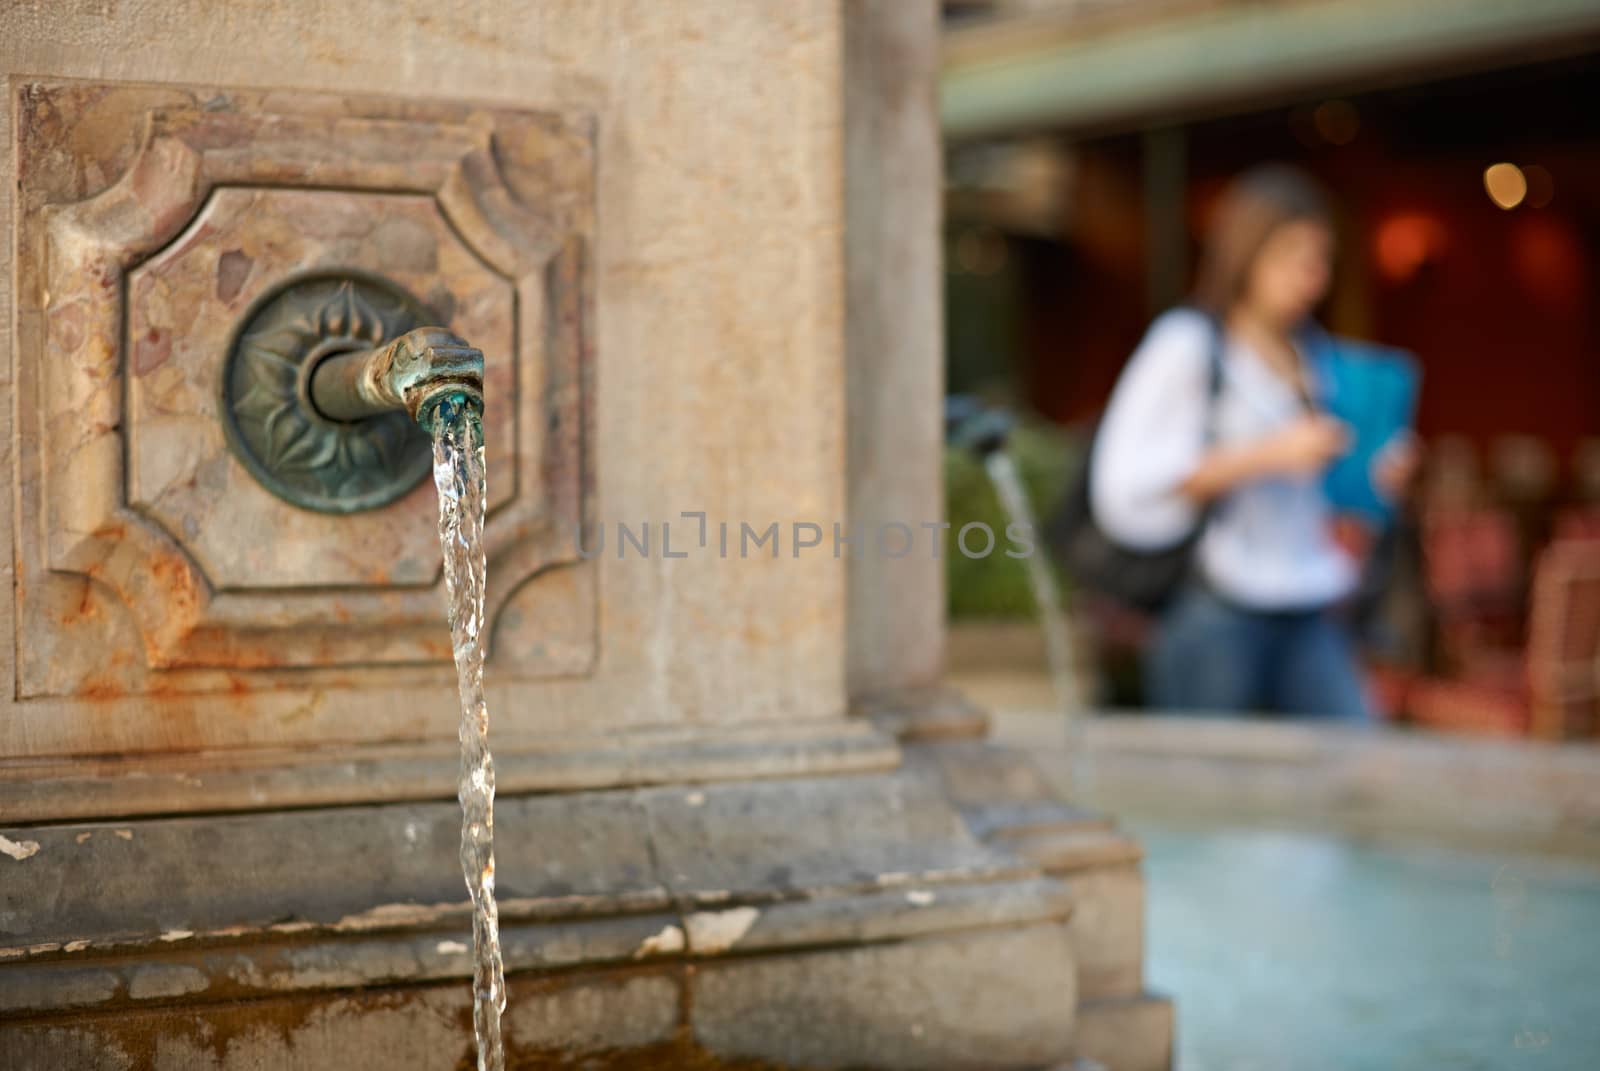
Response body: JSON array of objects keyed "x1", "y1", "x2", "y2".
[{"x1": 11, "y1": 80, "x2": 596, "y2": 702}]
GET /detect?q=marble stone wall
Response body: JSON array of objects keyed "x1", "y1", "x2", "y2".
[{"x1": 1, "y1": 2, "x2": 851, "y2": 806}]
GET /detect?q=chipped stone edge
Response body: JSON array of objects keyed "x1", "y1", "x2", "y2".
[
  {"x1": 1, "y1": 874, "x2": 1073, "y2": 1018},
  {"x1": 0, "y1": 834, "x2": 42, "y2": 861}
]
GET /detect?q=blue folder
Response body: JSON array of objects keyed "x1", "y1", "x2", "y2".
[{"x1": 1317, "y1": 337, "x2": 1420, "y2": 524}]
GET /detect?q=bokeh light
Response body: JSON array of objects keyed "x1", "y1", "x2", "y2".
[
  {"x1": 1524, "y1": 164, "x2": 1555, "y2": 208},
  {"x1": 1483, "y1": 163, "x2": 1527, "y2": 210},
  {"x1": 1374, "y1": 212, "x2": 1448, "y2": 282},
  {"x1": 1511, "y1": 214, "x2": 1585, "y2": 308}
]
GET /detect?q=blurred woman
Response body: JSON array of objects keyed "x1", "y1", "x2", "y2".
[{"x1": 1091, "y1": 165, "x2": 1411, "y2": 719}]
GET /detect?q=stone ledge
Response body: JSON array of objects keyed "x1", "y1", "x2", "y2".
[
  {"x1": 1, "y1": 876, "x2": 1073, "y2": 1020},
  {"x1": 3, "y1": 965, "x2": 687, "y2": 1070},
  {"x1": 694, "y1": 923, "x2": 1077, "y2": 1070},
  {"x1": 897, "y1": 736, "x2": 1153, "y2": 1008},
  {"x1": 2, "y1": 768, "x2": 1069, "y2": 1020},
  {"x1": 1006, "y1": 829, "x2": 1144, "y2": 874},
  {"x1": 4, "y1": 926, "x2": 1082, "y2": 1070},
  {"x1": 0, "y1": 719, "x2": 899, "y2": 824},
  {"x1": 854, "y1": 685, "x2": 992, "y2": 742}
]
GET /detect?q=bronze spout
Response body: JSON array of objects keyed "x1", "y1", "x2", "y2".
[{"x1": 310, "y1": 327, "x2": 484, "y2": 428}]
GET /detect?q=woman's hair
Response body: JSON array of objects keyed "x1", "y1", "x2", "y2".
[{"x1": 1191, "y1": 165, "x2": 1333, "y2": 314}]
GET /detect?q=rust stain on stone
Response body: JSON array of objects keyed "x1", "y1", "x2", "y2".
[
  {"x1": 148, "y1": 553, "x2": 200, "y2": 616},
  {"x1": 0, "y1": 958, "x2": 818, "y2": 1069},
  {"x1": 495, "y1": 1041, "x2": 794, "y2": 1071},
  {"x1": 78, "y1": 674, "x2": 124, "y2": 702},
  {"x1": 62, "y1": 578, "x2": 103, "y2": 626},
  {"x1": 0, "y1": 971, "x2": 792, "y2": 1069}
]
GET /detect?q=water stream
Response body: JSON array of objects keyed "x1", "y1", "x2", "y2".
[
  {"x1": 983, "y1": 450, "x2": 1084, "y2": 748},
  {"x1": 429, "y1": 394, "x2": 506, "y2": 1071}
]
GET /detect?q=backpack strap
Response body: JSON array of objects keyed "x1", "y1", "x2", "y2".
[
  {"x1": 1187, "y1": 310, "x2": 1228, "y2": 568},
  {"x1": 1199, "y1": 308, "x2": 1225, "y2": 445}
]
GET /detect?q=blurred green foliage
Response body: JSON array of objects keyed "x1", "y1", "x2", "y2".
[{"x1": 944, "y1": 421, "x2": 1083, "y2": 619}]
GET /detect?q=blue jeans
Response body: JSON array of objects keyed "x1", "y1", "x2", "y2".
[{"x1": 1146, "y1": 587, "x2": 1372, "y2": 720}]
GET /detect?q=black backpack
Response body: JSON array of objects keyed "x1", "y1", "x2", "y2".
[{"x1": 1046, "y1": 313, "x2": 1225, "y2": 614}]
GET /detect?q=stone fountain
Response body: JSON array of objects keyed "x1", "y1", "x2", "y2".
[{"x1": 0, "y1": 3, "x2": 1169, "y2": 1068}]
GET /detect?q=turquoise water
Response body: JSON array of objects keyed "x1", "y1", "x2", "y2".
[{"x1": 1132, "y1": 824, "x2": 1600, "y2": 1071}]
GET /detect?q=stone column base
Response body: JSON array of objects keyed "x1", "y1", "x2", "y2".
[
  {"x1": 893, "y1": 718, "x2": 1176, "y2": 1071},
  {"x1": 3, "y1": 762, "x2": 1079, "y2": 1070}
]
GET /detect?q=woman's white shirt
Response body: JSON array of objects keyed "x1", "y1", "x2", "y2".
[{"x1": 1089, "y1": 307, "x2": 1357, "y2": 610}]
